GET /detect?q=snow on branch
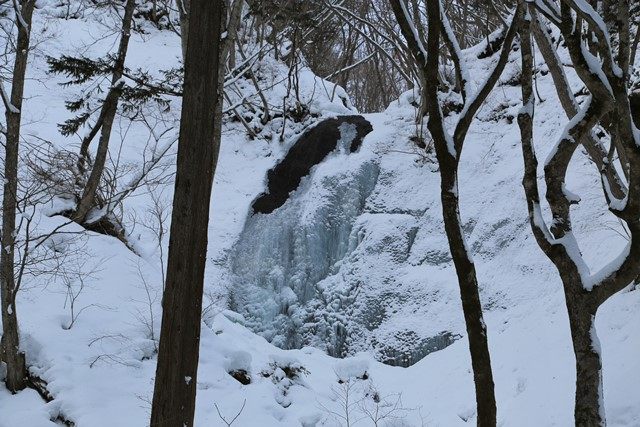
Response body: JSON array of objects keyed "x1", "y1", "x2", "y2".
[
  {"x1": 440, "y1": 0, "x2": 470, "y2": 102},
  {"x1": 0, "y1": 81, "x2": 19, "y2": 114},
  {"x1": 324, "y1": 52, "x2": 376, "y2": 81},
  {"x1": 563, "y1": 0, "x2": 622, "y2": 78},
  {"x1": 453, "y1": 4, "x2": 522, "y2": 150},
  {"x1": 390, "y1": 0, "x2": 428, "y2": 67},
  {"x1": 12, "y1": 0, "x2": 29, "y2": 30},
  {"x1": 532, "y1": 0, "x2": 561, "y2": 26},
  {"x1": 543, "y1": 95, "x2": 592, "y2": 167}
]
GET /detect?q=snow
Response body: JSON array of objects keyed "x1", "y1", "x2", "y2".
[
  {"x1": 0, "y1": 4, "x2": 639, "y2": 427},
  {"x1": 602, "y1": 177, "x2": 628, "y2": 211},
  {"x1": 397, "y1": 0, "x2": 427, "y2": 65},
  {"x1": 11, "y1": 0, "x2": 29, "y2": 31},
  {"x1": 570, "y1": 0, "x2": 622, "y2": 78},
  {"x1": 440, "y1": 1, "x2": 470, "y2": 98},
  {"x1": 544, "y1": 94, "x2": 589, "y2": 166},
  {"x1": 584, "y1": 242, "x2": 632, "y2": 291},
  {"x1": 0, "y1": 82, "x2": 20, "y2": 114},
  {"x1": 562, "y1": 183, "x2": 581, "y2": 204},
  {"x1": 581, "y1": 46, "x2": 615, "y2": 96},
  {"x1": 333, "y1": 355, "x2": 369, "y2": 382},
  {"x1": 533, "y1": 0, "x2": 561, "y2": 24}
]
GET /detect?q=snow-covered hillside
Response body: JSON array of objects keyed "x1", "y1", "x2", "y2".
[{"x1": 1, "y1": 4, "x2": 639, "y2": 427}]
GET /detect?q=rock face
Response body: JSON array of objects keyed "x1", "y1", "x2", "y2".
[
  {"x1": 630, "y1": 91, "x2": 640, "y2": 128},
  {"x1": 251, "y1": 115, "x2": 373, "y2": 215},
  {"x1": 229, "y1": 112, "x2": 462, "y2": 367},
  {"x1": 230, "y1": 115, "x2": 380, "y2": 355}
]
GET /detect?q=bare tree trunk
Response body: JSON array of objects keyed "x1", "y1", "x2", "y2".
[
  {"x1": 388, "y1": 1, "x2": 523, "y2": 425},
  {"x1": 568, "y1": 301, "x2": 603, "y2": 426},
  {"x1": 424, "y1": 18, "x2": 497, "y2": 424},
  {"x1": 0, "y1": 0, "x2": 35, "y2": 393},
  {"x1": 150, "y1": 0, "x2": 223, "y2": 425},
  {"x1": 225, "y1": 0, "x2": 244, "y2": 71},
  {"x1": 518, "y1": 3, "x2": 640, "y2": 424},
  {"x1": 436, "y1": 163, "x2": 497, "y2": 427},
  {"x1": 72, "y1": 0, "x2": 136, "y2": 223},
  {"x1": 530, "y1": 16, "x2": 626, "y2": 200},
  {"x1": 176, "y1": 0, "x2": 191, "y2": 61}
]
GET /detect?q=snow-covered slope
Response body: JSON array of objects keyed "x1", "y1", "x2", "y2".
[{"x1": 1, "y1": 5, "x2": 639, "y2": 427}]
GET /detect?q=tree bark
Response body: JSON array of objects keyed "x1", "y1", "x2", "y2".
[
  {"x1": 437, "y1": 165, "x2": 497, "y2": 427},
  {"x1": 387, "y1": 1, "x2": 513, "y2": 424},
  {"x1": 176, "y1": 0, "x2": 191, "y2": 62},
  {"x1": 568, "y1": 302, "x2": 603, "y2": 426},
  {"x1": 0, "y1": 0, "x2": 35, "y2": 393},
  {"x1": 150, "y1": 0, "x2": 223, "y2": 425},
  {"x1": 72, "y1": 0, "x2": 136, "y2": 224},
  {"x1": 516, "y1": 4, "x2": 640, "y2": 424},
  {"x1": 531, "y1": 15, "x2": 626, "y2": 200}
]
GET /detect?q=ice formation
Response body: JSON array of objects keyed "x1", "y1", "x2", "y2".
[
  {"x1": 229, "y1": 114, "x2": 467, "y2": 364},
  {"x1": 230, "y1": 119, "x2": 380, "y2": 351}
]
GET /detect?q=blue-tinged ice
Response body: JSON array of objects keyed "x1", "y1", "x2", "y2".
[{"x1": 229, "y1": 129, "x2": 379, "y2": 351}]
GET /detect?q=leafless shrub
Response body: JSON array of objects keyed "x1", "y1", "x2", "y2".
[
  {"x1": 132, "y1": 261, "x2": 161, "y2": 351},
  {"x1": 60, "y1": 258, "x2": 102, "y2": 330},
  {"x1": 214, "y1": 399, "x2": 246, "y2": 427},
  {"x1": 318, "y1": 371, "x2": 418, "y2": 427}
]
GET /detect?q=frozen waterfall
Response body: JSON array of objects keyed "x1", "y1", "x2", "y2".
[{"x1": 229, "y1": 120, "x2": 379, "y2": 351}]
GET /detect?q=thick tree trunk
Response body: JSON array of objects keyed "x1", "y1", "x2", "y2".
[
  {"x1": 569, "y1": 306, "x2": 604, "y2": 426},
  {"x1": 519, "y1": 12, "x2": 609, "y2": 425},
  {"x1": 150, "y1": 0, "x2": 223, "y2": 425},
  {"x1": 0, "y1": 0, "x2": 35, "y2": 393},
  {"x1": 561, "y1": 274, "x2": 605, "y2": 426},
  {"x1": 72, "y1": 0, "x2": 136, "y2": 224}
]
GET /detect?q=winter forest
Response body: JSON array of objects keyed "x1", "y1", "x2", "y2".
[{"x1": 0, "y1": 0, "x2": 639, "y2": 425}]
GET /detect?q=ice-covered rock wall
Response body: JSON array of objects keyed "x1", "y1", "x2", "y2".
[
  {"x1": 229, "y1": 113, "x2": 464, "y2": 365},
  {"x1": 230, "y1": 117, "x2": 379, "y2": 351},
  {"x1": 251, "y1": 116, "x2": 373, "y2": 214}
]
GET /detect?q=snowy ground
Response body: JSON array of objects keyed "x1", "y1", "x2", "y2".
[{"x1": 1, "y1": 6, "x2": 639, "y2": 427}]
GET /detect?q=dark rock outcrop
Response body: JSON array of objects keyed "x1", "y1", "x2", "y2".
[
  {"x1": 251, "y1": 115, "x2": 373, "y2": 215},
  {"x1": 630, "y1": 91, "x2": 640, "y2": 128}
]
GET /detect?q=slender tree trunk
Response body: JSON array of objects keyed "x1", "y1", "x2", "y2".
[
  {"x1": 0, "y1": 0, "x2": 35, "y2": 393},
  {"x1": 225, "y1": 0, "x2": 244, "y2": 71},
  {"x1": 72, "y1": 0, "x2": 136, "y2": 223},
  {"x1": 176, "y1": 0, "x2": 191, "y2": 61},
  {"x1": 388, "y1": 1, "x2": 504, "y2": 424},
  {"x1": 423, "y1": 2, "x2": 496, "y2": 424},
  {"x1": 150, "y1": 0, "x2": 223, "y2": 425},
  {"x1": 436, "y1": 165, "x2": 496, "y2": 427}
]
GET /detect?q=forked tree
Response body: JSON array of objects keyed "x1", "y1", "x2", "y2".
[
  {"x1": 0, "y1": 0, "x2": 36, "y2": 393},
  {"x1": 150, "y1": 0, "x2": 224, "y2": 425},
  {"x1": 72, "y1": 0, "x2": 136, "y2": 224},
  {"x1": 389, "y1": 1, "x2": 522, "y2": 425},
  {"x1": 517, "y1": 1, "x2": 640, "y2": 424},
  {"x1": 46, "y1": 0, "x2": 137, "y2": 226}
]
